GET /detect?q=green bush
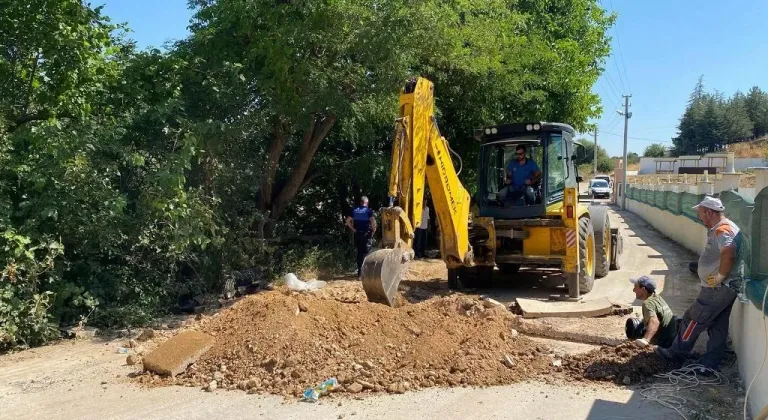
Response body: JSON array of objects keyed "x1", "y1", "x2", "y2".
[{"x1": 0, "y1": 231, "x2": 77, "y2": 351}]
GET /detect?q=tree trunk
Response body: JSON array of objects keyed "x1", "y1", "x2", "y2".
[
  {"x1": 269, "y1": 114, "x2": 336, "y2": 220},
  {"x1": 257, "y1": 121, "x2": 288, "y2": 213}
]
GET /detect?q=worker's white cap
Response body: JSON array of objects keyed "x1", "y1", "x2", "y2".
[{"x1": 692, "y1": 196, "x2": 725, "y2": 212}]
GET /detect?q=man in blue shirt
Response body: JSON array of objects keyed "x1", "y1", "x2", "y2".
[
  {"x1": 504, "y1": 145, "x2": 541, "y2": 205},
  {"x1": 345, "y1": 196, "x2": 377, "y2": 278}
]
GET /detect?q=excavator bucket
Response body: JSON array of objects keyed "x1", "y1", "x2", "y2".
[{"x1": 360, "y1": 247, "x2": 415, "y2": 307}]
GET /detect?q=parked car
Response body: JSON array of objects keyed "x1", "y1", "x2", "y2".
[
  {"x1": 594, "y1": 174, "x2": 612, "y2": 187},
  {"x1": 588, "y1": 179, "x2": 611, "y2": 199}
]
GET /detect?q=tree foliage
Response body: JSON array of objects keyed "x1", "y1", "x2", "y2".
[
  {"x1": 576, "y1": 138, "x2": 613, "y2": 173},
  {"x1": 673, "y1": 76, "x2": 766, "y2": 155},
  {"x1": 0, "y1": 0, "x2": 615, "y2": 350},
  {"x1": 643, "y1": 143, "x2": 667, "y2": 157}
]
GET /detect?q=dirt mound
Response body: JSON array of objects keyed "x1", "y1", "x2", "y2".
[
  {"x1": 562, "y1": 343, "x2": 682, "y2": 384},
  {"x1": 146, "y1": 287, "x2": 553, "y2": 397}
]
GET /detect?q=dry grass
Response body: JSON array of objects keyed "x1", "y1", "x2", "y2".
[{"x1": 725, "y1": 136, "x2": 768, "y2": 158}]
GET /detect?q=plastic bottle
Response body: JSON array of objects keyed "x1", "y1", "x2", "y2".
[{"x1": 302, "y1": 378, "x2": 338, "y2": 402}]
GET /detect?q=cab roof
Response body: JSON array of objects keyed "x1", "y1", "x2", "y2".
[{"x1": 474, "y1": 122, "x2": 576, "y2": 144}]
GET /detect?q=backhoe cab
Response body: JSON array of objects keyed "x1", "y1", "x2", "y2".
[
  {"x1": 457, "y1": 122, "x2": 622, "y2": 295},
  {"x1": 361, "y1": 77, "x2": 622, "y2": 307}
]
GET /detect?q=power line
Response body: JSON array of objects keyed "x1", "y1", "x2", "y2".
[
  {"x1": 608, "y1": 0, "x2": 632, "y2": 93},
  {"x1": 597, "y1": 78, "x2": 623, "y2": 107},
  {"x1": 603, "y1": 71, "x2": 625, "y2": 99},
  {"x1": 601, "y1": 110, "x2": 623, "y2": 132},
  {"x1": 601, "y1": 130, "x2": 674, "y2": 144}
]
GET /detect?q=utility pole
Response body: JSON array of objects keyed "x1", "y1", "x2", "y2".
[
  {"x1": 617, "y1": 95, "x2": 632, "y2": 210},
  {"x1": 593, "y1": 128, "x2": 598, "y2": 176}
]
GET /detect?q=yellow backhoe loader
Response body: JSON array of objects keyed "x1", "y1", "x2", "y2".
[{"x1": 361, "y1": 78, "x2": 622, "y2": 306}]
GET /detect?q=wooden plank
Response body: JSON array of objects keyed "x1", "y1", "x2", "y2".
[{"x1": 515, "y1": 297, "x2": 613, "y2": 319}]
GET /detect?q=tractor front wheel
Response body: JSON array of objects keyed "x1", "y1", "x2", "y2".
[{"x1": 578, "y1": 216, "x2": 597, "y2": 293}]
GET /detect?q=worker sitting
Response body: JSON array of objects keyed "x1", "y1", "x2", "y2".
[
  {"x1": 502, "y1": 144, "x2": 541, "y2": 206},
  {"x1": 625, "y1": 276, "x2": 677, "y2": 348}
]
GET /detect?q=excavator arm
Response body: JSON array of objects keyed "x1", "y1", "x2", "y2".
[{"x1": 361, "y1": 78, "x2": 473, "y2": 306}]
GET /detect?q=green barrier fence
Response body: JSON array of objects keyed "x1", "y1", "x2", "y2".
[{"x1": 666, "y1": 191, "x2": 681, "y2": 215}]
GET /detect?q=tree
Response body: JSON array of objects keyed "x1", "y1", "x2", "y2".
[
  {"x1": 0, "y1": 0, "x2": 119, "y2": 135},
  {"x1": 673, "y1": 78, "x2": 766, "y2": 155},
  {"x1": 183, "y1": 0, "x2": 615, "y2": 235},
  {"x1": 643, "y1": 143, "x2": 667, "y2": 157},
  {"x1": 723, "y1": 91, "x2": 754, "y2": 142},
  {"x1": 576, "y1": 138, "x2": 613, "y2": 173},
  {"x1": 745, "y1": 86, "x2": 768, "y2": 138},
  {"x1": 626, "y1": 152, "x2": 640, "y2": 164}
]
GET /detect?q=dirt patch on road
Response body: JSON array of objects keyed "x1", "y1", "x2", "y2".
[
  {"x1": 562, "y1": 343, "x2": 682, "y2": 385},
  {"x1": 512, "y1": 315, "x2": 628, "y2": 346},
  {"x1": 139, "y1": 288, "x2": 553, "y2": 397}
]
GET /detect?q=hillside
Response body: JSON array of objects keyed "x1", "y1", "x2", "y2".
[{"x1": 725, "y1": 136, "x2": 768, "y2": 158}]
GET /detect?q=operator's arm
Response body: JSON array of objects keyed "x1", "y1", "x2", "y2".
[
  {"x1": 642, "y1": 315, "x2": 660, "y2": 342},
  {"x1": 526, "y1": 161, "x2": 542, "y2": 185},
  {"x1": 345, "y1": 216, "x2": 356, "y2": 233}
]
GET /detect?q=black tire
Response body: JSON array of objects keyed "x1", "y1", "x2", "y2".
[
  {"x1": 498, "y1": 263, "x2": 521, "y2": 274},
  {"x1": 448, "y1": 268, "x2": 459, "y2": 289},
  {"x1": 589, "y1": 206, "x2": 611, "y2": 278},
  {"x1": 578, "y1": 216, "x2": 596, "y2": 293}
]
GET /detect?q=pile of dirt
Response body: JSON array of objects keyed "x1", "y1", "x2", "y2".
[
  {"x1": 562, "y1": 342, "x2": 682, "y2": 385},
  {"x1": 142, "y1": 287, "x2": 554, "y2": 397}
]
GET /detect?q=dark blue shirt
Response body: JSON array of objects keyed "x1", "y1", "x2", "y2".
[
  {"x1": 506, "y1": 159, "x2": 540, "y2": 190},
  {"x1": 352, "y1": 206, "x2": 374, "y2": 231}
]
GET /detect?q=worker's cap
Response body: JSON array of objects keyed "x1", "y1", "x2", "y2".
[
  {"x1": 692, "y1": 196, "x2": 724, "y2": 212},
  {"x1": 630, "y1": 275, "x2": 657, "y2": 293}
]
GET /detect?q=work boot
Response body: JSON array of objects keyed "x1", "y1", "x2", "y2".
[{"x1": 655, "y1": 346, "x2": 679, "y2": 361}]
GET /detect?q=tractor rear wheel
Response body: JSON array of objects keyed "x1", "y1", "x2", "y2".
[{"x1": 589, "y1": 206, "x2": 611, "y2": 278}]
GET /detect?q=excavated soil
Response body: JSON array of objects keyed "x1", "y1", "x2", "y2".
[
  {"x1": 562, "y1": 342, "x2": 682, "y2": 385},
  {"x1": 140, "y1": 287, "x2": 554, "y2": 397}
]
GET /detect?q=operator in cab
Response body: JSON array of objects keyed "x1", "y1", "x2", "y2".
[{"x1": 504, "y1": 144, "x2": 541, "y2": 205}]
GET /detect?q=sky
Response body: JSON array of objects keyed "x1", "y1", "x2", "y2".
[{"x1": 100, "y1": 0, "x2": 768, "y2": 157}]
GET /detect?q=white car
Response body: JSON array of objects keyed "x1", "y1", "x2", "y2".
[
  {"x1": 588, "y1": 179, "x2": 611, "y2": 199},
  {"x1": 594, "y1": 175, "x2": 612, "y2": 188}
]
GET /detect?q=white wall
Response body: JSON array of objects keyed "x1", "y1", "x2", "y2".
[
  {"x1": 638, "y1": 157, "x2": 767, "y2": 175},
  {"x1": 625, "y1": 197, "x2": 706, "y2": 254},
  {"x1": 730, "y1": 297, "x2": 768, "y2": 417},
  {"x1": 625, "y1": 194, "x2": 768, "y2": 417}
]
